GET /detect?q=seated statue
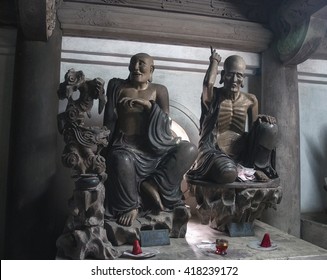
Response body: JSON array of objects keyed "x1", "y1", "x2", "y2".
[
  {"x1": 187, "y1": 49, "x2": 278, "y2": 184},
  {"x1": 103, "y1": 53, "x2": 198, "y2": 227}
]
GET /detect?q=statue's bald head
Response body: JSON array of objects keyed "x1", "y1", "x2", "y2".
[
  {"x1": 223, "y1": 55, "x2": 246, "y2": 74},
  {"x1": 220, "y1": 55, "x2": 246, "y2": 94},
  {"x1": 130, "y1": 53, "x2": 154, "y2": 68}
]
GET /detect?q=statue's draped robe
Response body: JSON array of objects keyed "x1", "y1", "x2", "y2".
[
  {"x1": 103, "y1": 78, "x2": 184, "y2": 217},
  {"x1": 186, "y1": 87, "x2": 232, "y2": 180}
]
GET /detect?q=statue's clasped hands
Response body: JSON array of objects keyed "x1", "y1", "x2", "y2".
[{"x1": 120, "y1": 97, "x2": 152, "y2": 111}]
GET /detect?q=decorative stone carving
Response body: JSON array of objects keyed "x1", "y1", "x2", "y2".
[
  {"x1": 187, "y1": 178, "x2": 282, "y2": 232},
  {"x1": 56, "y1": 69, "x2": 120, "y2": 259},
  {"x1": 56, "y1": 178, "x2": 120, "y2": 259},
  {"x1": 46, "y1": 0, "x2": 58, "y2": 38}
]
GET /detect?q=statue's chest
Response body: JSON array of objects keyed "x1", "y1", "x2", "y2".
[
  {"x1": 217, "y1": 100, "x2": 248, "y2": 132},
  {"x1": 119, "y1": 88, "x2": 156, "y2": 101}
]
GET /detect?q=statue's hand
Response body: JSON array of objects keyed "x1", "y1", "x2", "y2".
[
  {"x1": 120, "y1": 97, "x2": 152, "y2": 111},
  {"x1": 210, "y1": 47, "x2": 222, "y2": 64},
  {"x1": 258, "y1": 114, "x2": 276, "y2": 125},
  {"x1": 94, "y1": 78, "x2": 105, "y2": 97},
  {"x1": 131, "y1": 98, "x2": 152, "y2": 111}
]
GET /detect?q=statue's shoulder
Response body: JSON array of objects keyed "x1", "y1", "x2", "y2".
[
  {"x1": 150, "y1": 82, "x2": 167, "y2": 90},
  {"x1": 106, "y1": 78, "x2": 128, "y2": 93},
  {"x1": 241, "y1": 92, "x2": 258, "y2": 104},
  {"x1": 108, "y1": 77, "x2": 126, "y2": 86},
  {"x1": 149, "y1": 82, "x2": 169, "y2": 96}
]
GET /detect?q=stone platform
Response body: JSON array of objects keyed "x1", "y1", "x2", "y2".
[{"x1": 115, "y1": 218, "x2": 327, "y2": 260}]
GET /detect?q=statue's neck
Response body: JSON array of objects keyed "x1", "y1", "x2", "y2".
[
  {"x1": 223, "y1": 90, "x2": 240, "y2": 101},
  {"x1": 130, "y1": 80, "x2": 149, "y2": 90}
]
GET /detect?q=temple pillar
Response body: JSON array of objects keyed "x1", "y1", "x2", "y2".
[
  {"x1": 260, "y1": 47, "x2": 301, "y2": 237},
  {"x1": 5, "y1": 0, "x2": 62, "y2": 259},
  {"x1": 260, "y1": 0, "x2": 327, "y2": 238}
]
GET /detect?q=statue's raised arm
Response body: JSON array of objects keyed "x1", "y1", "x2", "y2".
[{"x1": 202, "y1": 47, "x2": 221, "y2": 110}]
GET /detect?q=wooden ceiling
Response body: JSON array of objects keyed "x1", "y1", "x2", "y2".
[
  {"x1": 64, "y1": 0, "x2": 281, "y2": 24},
  {"x1": 1, "y1": 0, "x2": 326, "y2": 62}
]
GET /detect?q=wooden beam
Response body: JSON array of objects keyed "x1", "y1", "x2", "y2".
[{"x1": 57, "y1": 2, "x2": 273, "y2": 53}]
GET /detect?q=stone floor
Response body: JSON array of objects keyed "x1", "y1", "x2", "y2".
[
  {"x1": 116, "y1": 218, "x2": 327, "y2": 260},
  {"x1": 301, "y1": 212, "x2": 327, "y2": 250}
]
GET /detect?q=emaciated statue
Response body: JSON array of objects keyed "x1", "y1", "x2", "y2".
[
  {"x1": 185, "y1": 49, "x2": 282, "y2": 233},
  {"x1": 187, "y1": 49, "x2": 278, "y2": 184},
  {"x1": 103, "y1": 53, "x2": 198, "y2": 228}
]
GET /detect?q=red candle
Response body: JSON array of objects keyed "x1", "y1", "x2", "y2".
[
  {"x1": 132, "y1": 239, "x2": 143, "y2": 255},
  {"x1": 260, "y1": 233, "x2": 272, "y2": 248}
]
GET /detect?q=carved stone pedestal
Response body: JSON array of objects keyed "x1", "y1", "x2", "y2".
[
  {"x1": 186, "y1": 178, "x2": 282, "y2": 235},
  {"x1": 56, "y1": 176, "x2": 120, "y2": 259},
  {"x1": 104, "y1": 206, "x2": 191, "y2": 246}
]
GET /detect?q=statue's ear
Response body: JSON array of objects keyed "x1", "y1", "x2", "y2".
[
  {"x1": 149, "y1": 65, "x2": 155, "y2": 82},
  {"x1": 241, "y1": 74, "x2": 245, "y2": 88},
  {"x1": 219, "y1": 70, "x2": 225, "y2": 84}
]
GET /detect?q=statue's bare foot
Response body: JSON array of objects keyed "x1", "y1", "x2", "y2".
[
  {"x1": 142, "y1": 180, "x2": 165, "y2": 211},
  {"x1": 117, "y1": 209, "x2": 138, "y2": 227}
]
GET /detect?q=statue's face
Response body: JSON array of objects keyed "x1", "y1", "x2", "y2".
[
  {"x1": 222, "y1": 57, "x2": 245, "y2": 94},
  {"x1": 129, "y1": 54, "x2": 154, "y2": 83}
]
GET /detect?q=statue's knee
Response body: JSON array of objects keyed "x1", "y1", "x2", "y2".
[
  {"x1": 177, "y1": 141, "x2": 198, "y2": 163},
  {"x1": 187, "y1": 142, "x2": 198, "y2": 161},
  {"x1": 110, "y1": 150, "x2": 133, "y2": 168},
  {"x1": 211, "y1": 160, "x2": 237, "y2": 184},
  {"x1": 220, "y1": 163, "x2": 237, "y2": 183}
]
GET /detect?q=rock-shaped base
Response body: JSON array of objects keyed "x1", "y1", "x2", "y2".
[
  {"x1": 56, "y1": 177, "x2": 120, "y2": 259},
  {"x1": 187, "y1": 178, "x2": 282, "y2": 233},
  {"x1": 56, "y1": 226, "x2": 120, "y2": 259},
  {"x1": 105, "y1": 206, "x2": 191, "y2": 246}
]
